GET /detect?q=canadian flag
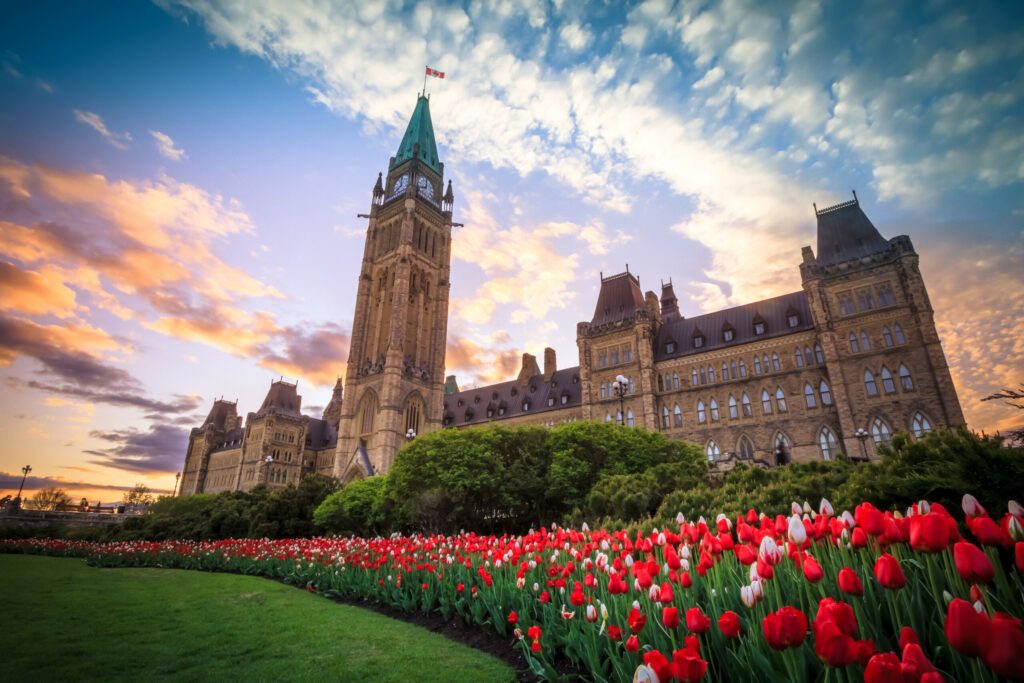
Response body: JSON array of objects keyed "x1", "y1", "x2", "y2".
[{"x1": 425, "y1": 66, "x2": 445, "y2": 79}]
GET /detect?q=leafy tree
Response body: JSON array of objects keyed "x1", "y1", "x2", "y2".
[
  {"x1": 27, "y1": 487, "x2": 71, "y2": 511},
  {"x1": 314, "y1": 477, "x2": 387, "y2": 534},
  {"x1": 123, "y1": 484, "x2": 154, "y2": 507}
]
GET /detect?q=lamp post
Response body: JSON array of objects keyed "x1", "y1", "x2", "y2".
[
  {"x1": 15, "y1": 464, "x2": 31, "y2": 507},
  {"x1": 406, "y1": 428, "x2": 417, "y2": 441},
  {"x1": 854, "y1": 428, "x2": 870, "y2": 460},
  {"x1": 172, "y1": 472, "x2": 181, "y2": 497},
  {"x1": 611, "y1": 374, "x2": 629, "y2": 426},
  {"x1": 263, "y1": 454, "x2": 273, "y2": 484}
]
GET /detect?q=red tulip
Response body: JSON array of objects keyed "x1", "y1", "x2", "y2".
[
  {"x1": 762, "y1": 606, "x2": 808, "y2": 650},
  {"x1": 874, "y1": 553, "x2": 906, "y2": 589},
  {"x1": 643, "y1": 650, "x2": 672, "y2": 683},
  {"x1": 813, "y1": 598, "x2": 874, "y2": 667},
  {"x1": 803, "y1": 555, "x2": 824, "y2": 583},
  {"x1": 539, "y1": 590, "x2": 550, "y2": 603},
  {"x1": 680, "y1": 570, "x2": 693, "y2": 588},
  {"x1": 531, "y1": 640, "x2": 541, "y2": 652},
  {"x1": 864, "y1": 652, "x2": 902, "y2": 683},
  {"x1": 982, "y1": 613, "x2": 1024, "y2": 679},
  {"x1": 607, "y1": 624, "x2": 623, "y2": 641},
  {"x1": 909, "y1": 512, "x2": 950, "y2": 552},
  {"x1": 671, "y1": 646, "x2": 708, "y2": 682},
  {"x1": 686, "y1": 606, "x2": 711, "y2": 634},
  {"x1": 968, "y1": 515, "x2": 1012, "y2": 547},
  {"x1": 899, "y1": 626, "x2": 920, "y2": 649},
  {"x1": 838, "y1": 567, "x2": 864, "y2": 596},
  {"x1": 900, "y1": 643, "x2": 936, "y2": 681},
  {"x1": 508, "y1": 610, "x2": 518, "y2": 625},
  {"x1": 718, "y1": 610, "x2": 741, "y2": 638},
  {"x1": 625, "y1": 634, "x2": 640, "y2": 652},
  {"x1": 954, "y1": 541, "x2": 995, "y2": 583},
  {"x1": 851, "y1": 527, "x2": 869, "y2": 548},
  {"x1": 608, "y1": 573, "x2": 628, "y2": 594},
  {"x1": 527, "y1": 625, "x2": 542, "y2": 640},
  {"x1": 944, "y1": 598, "x2": 989, "y2": 657},
  {"x1": 658, "y1": 581, "x2": 674, "y2": 603},
  {"x1": 855, "y1": 503, "x2": 885, "y2": 535},
  {"x1": 1017, "y1": 541, "x2": 1024, "y2": 573},
  {"x1": 734, "y1": 544, "x2": 756, "y2": 565},
  {"x1": 628, "y1": 607, "x2": 647, "y2": 633},
  {"x1": 663, "y1": 607, "x2": 679, "y2": 629}
]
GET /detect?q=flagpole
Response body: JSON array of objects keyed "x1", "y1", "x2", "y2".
[{"x1": 423, "y1": 67, "x2": 427, "y2": 97}]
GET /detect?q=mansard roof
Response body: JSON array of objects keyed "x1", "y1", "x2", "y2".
[
  {"x1": 201, "y1": 399, "x2": 237, "y2": 431},
  {"x1": 655, "y1": 291, "x2": 813, "y2": 361},
  {"x1": 209, "y1": 427, "x2": 244, "y2": 453},
  {"x1": 304, "y1": 418, "x2": 338, "y2": 451},
  {"x1": 814, "y1": 194, "x2": 889, "y2": 266},
  {"x1": 257, "y1": 379, "x2": 301, "y2": 417},
  {"x1": 443, "y1": 366, "x2": 582, "y2": 427},
  {"x1": 591, "y1": 271, "x2": 645, "y2": 326},
  {"x1": 390, "y1": 95, "x2": 441, "y2": 174}
]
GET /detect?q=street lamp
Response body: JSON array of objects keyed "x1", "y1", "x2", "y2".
[
  {"x1": 172, "y1": 472, "x2": 181, "y2": 497},
  {"x1": 853, "y1": 428, "x2": 870, "y2": 460},
  {"x1": 263, "y1": 454, "x2": 273, "y2": 484},
  {"x1": 611, "y1": 374, "x2": 629, "y2": 426},
  {"x1": 15, "y1": 464, "x2": 31, "y2": 507},
  {"x1": 406, "y1": 428, "x2": 417, "y2": 441}
]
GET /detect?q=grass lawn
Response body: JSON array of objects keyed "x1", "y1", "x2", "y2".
[{"x1": 0, "y1": 555, "x2": 515, "y2": 682}]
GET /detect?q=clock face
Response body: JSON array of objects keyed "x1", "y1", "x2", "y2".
[
  {"x1": 391, "y1": 174, "x2": 409, "y2": 196},
  {"x1": 417, "y1": 175, "x2": 434, "y2": 200}
]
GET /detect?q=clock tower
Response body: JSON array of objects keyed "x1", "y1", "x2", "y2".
[{"x1": 335, "y1": 95, "x2": 455, "y2": 481}]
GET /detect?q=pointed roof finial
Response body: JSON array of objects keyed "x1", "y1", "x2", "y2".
[
  {"x1": 852, "y1": 189, "x2": 858, "y2": 202},
  {"x1": 391, "y1": 95, "x2": 440, "y2": 174}
]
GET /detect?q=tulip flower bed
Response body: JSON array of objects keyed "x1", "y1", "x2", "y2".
[{"x1": 4, "y1": 495, "x2": 1024, "y2": 682}]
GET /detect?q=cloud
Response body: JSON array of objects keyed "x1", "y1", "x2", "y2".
[
  {"x1": 73, "y1": 110, "x2": 132, "y2": 149},
  {"x1": 445, "y1": 333, "x2": 521, "y2": 387},
  {"x1": 0, "y1": 471, "x2": 171, "y2": 495},
  {"x1": 85, "y1": 424, "x2": 189, "y2": 474},
  {"x1": 0, "y1": 261, "x2": 79, "y2": 318},
  {"x1": 559, "y1": 23, "x2": 591, "y2": 52},
  {"x1": 2, "y1": 53, "x2": 53, "y2": 93},
  {"x1": 0, "y1": 315, "x2": 128, "y2": 383},
  {"x1": 256, "y1": 322, "x2": 350, "y2": 386},
  {"x1": 149, "y1": 130, "x2": 187, "y2": 161}
]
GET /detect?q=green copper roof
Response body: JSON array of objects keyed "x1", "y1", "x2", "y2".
[{"x1": 390, "y1": 95, "x2": 440, "y2": 174}]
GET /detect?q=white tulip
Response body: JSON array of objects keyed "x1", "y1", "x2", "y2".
[
  {"x1": 962, "y1": 494, "x2": 986, "y2": 517},
  {"x1": 788, "y1": 515, "x2": 807, "y2": 545},
  {"x1": 633, "y1": 663, "x2": 660, "y2": 683},
  {"x1": 819, "y1": 498, "x2": 834, "y2": 516},
  {"x1": 676, "y1": 512, "x2": 685, "y2": 525},
  {"x1": 1009, "y1": 500, "x2": 1023, "y2": 517}
]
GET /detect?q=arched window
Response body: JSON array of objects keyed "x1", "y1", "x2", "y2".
[
  {"x1": 795, "y1": 348, "x2": 804, "y2": 367},
  {"x1": 805, "y1": 346, "x2": 814, "y2": 365},
  {"x1": 819, "y1": 380, "x2": 833, "y2": 406},
  {"x1": 804, "y1": 383, "x2": 817, "y2": 408},
  {"x1": 706, "y1": 440, "x2": 720, "y2": 464},
  {"x1": 700, "y1": 368, "x2": 707, "y2": 385},
  {"x1": 657, "y1": 374, "x2": 664, "y2": 392},
  {"x1": 819, "y1": 427, "x2": 839, "y2": 460},
  {"x1": 738, "y1": 436, "x2": 755, "y2": 459},
  {"x1": 911, "y1": 412, "x2": 933, "y2": 438},
  {"x1": 772, "y1": 353, "x2": 781, "y2": 372},
  {"x1": 774, "y1": 432, "x2": 792, "y2": 463},
  {"x1": 899, "y1": 364, "x2": 914, "y2": 391},
  {"x1": 692, "y1": 369, "x2": 699, "y2": 386},
  {"x1": 616, "y1": 409, "x2": 623, "y2": 424},
  {"x1": 882, "y1": 326, "x2": 894, "y2": 347},
  {"x1": 722, "y1": 362, "x2": 729, "y2": 381},
  {"x1": 673, "y1": 404, "x2": 683, "y2": 427},
  {"x1": 405, "y1": 396, "x2": 423, "y2": 436},
  {"x1": 870, "y1": 417, "x2": 891, "y2": 444},
  {"x1": 730, "y1": 360, "x2": 737, "y2": 378},
  {"x1": 708, "y1": 366, "x2": 716, "y2": 383},
  {"x1": 739, "y1": 359, "x2": 748, "y2": 377},
  {"x1": 600, "y1": 383, "x2": 607, "y2": 400},
  {"x1": 763, "y1": 354, "x2": 771, "y2": 373},
  {"x1": 864, "y1": 370, "x2": 878, "y2": 397},
  {"x1": 710, "y1": 398, "x2": 720, "y2": 421},
  {"x1": 629, "y1": 377, "x2": 635, "y2": 394},
  {"x1": 605, "y1": 413, "x2": 612, "y2": 423},
  {"x1": 860, "y1": 331, "x2": 871, "y2": 351},
  {"x1": 697, "y1": 400, "x2": 707, "y2": 424},
  {"x1": 728, "y1": 395, "x2": 738, "y2": 419},
  {"x1": 814, "y1": 344, "x2": 825, "y2": 364},
  {"x1": 880, "y1": 367, "x2": 896, "y2": 394},
  {"x1": 359, "y1": 391, "x2": 377, "y2": 435},
  {"x1": 775, "y1": 387, "x2": 788, "y2": 413},
  {"x1": 761, "y1": 389, "x2": 772, "y2": 415},
  {"x1": 672, "y1": 373, "x2": 680, "y2": 390},
  {"x1": 754, "y1": 356, "x2": 762, "y2": 375},
  {"x1": 849, "y1": 332, "x2": 860, "y2": 353},
  {"x1": 661, "y1": 406, "x2": 670, "y2": 428},
  {"x1": 741, "y1": 393, "x2": 752, "y2": 417},
  {"x1": 626, "y1": 409, "x2": 635, "y2": 427},
  {"x1": 894, "y1": 323, "x2": 906, "y2": 344}
]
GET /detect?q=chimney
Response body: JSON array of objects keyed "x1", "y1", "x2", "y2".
[
  {"x1": 660, "y1": 280, "x2": 681, "y2": 321},
  {"x1": 543, "y1": 347, "x2": 557, "y2": 380},
  {"x1": 517, "y1": 352, "x2": 540, "y2": 384},
  {"x1": 645, "y1": 291, "x2": 661, "y2": 324},
  {"x1": 444, "y1": 375, "x2": 460, "y2": 394}
]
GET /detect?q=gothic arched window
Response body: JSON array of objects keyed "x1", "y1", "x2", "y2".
[
  {"x1": 706, "y1": 440, "x2": 720, "y2": 463},
  {"x1": 672, "y1": 373, "x2": 680, "y2": 390},
  {"x1": 849, "y1": 332, "x2": 860, "y2": 353},
  {"x1": 728, "y1": 395, "x2": 738, "y2": 419},
  {"x1": 864, "y1": 370, "x2": 878, "y2": 397},
  {"x1": 741, "y1": 393, "x2": 752, "y2": 417},
  {"x1": 775, "y1": 387, "x2": 788, "y2": 413},
  {"x1": 899, "y1": 364, "x2": 914, "y2": 391},
  {"x1": 882, "y1": 326, "x2": 894, "y2": 347},
  {"x1": 626, "y1": 409, "x2": 635, "y2": 427},
  {"x1": 860, "y1": 331, "x2": 871, "y2": 351},
  {"x1": 710, "y1": 398, "x2": 720, "y2": 422},
  {"x1": 739, "y1": 359, "x2": 748, "y2": 377},
  {"x1": 696, "y1": 400, "x2": 707, "y2": 424},
  {"x1": 772, "y1": 353, "x2": 781, "y2": 372},
  {"x1": 804, "y1": 383, "x2": 816, "y2": 408},
  {"x1": 661, "y1": 406, "x2": 670, "y2": 429},
  {"x1": 819, "y1": 426, "x2": 839, "y2": 460},
  {"x1": 911, "y1": 412, "x2": 933, "y2": 438},
  {"x1": 657, "y1": 374, "x2": 664, "y2": 392},
  {"x1": 819, "y1": 380, "x2": 833, "y2": 406},
  {"x1": 814, "y1": 344, "x2": 825, "y2": 364},
  {"x1": 881, "y1": 367, "x2": 896, "y2": 394},
  {"x1": 753, "y1": 356, "x2": 762, "y2": 375},
  {"x1": 761, "y1": 389, "x2": 772, "y2": 415},
  {"x1": 673, "y1": 404, "x2": 683, "y2": 427},
  {"x1": 870, "y1": 417, "x2": 891, "y2": 445},
  {"x1": 738, "y1": 436, "x2": 755, "y2": 459},
  {"x1": 795, "y1": 348, "x2": 804, "y2": 367},
  {"x1": 894, "y1": 323, "x2": 906, "y2": 344}
]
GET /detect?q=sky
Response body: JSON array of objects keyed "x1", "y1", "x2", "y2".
[{"x1": 1, "y1": 0, "x2": 1021, "y2": 503}]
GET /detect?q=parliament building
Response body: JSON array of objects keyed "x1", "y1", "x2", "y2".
[{"x1": 179, "y1": 95, "x2": 964, "y2": 496}]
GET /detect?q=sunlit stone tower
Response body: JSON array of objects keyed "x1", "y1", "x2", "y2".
[{"x1": 334, "y1": 95, "x2": 455, "y2": 481}]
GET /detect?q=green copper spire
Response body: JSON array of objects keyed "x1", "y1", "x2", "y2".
[{"x1": 390, "y1": 95, "x2": 440, "y2": 174}]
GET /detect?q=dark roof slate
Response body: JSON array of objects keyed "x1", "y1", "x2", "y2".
[
  {"x1": 655, "y1": 291, "x2": 813, "y2": 361},
  {"x1": 257, "y1": 380, "x2": 301, "y2": 417},
  {"x1": 815, "y1": 197, "x2": 889, "y2": 266},
  {"x1": 591, "y1": 272, "x2": 645, "y2": 326},
  {"x1": 304, "y1": 417, "x2": 338, "y2": 450},
  {"x1": 443, "y1": 366, "x2": 582, "y2": 427},
  {"x1": 209, "y1": 427, "x2": 244, "y2": 454}
]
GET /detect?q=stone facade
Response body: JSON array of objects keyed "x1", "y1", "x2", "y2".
[{"x1": 180, "y1": 97, "x2": 965, "y2": 495}]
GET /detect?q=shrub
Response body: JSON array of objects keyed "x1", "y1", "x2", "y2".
[{"x1": 314, "y1": 477, "x2": 388, "y2": 534}]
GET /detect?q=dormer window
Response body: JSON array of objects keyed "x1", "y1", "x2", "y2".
[
  {"x1": 787, "y1": 314, "x2": 800, "y2": 328},
  {"x1": 547, "y1": 397, "x2": 555, "y2": 407},
  {"x1": 498, "y1": 407, "x2": 506, "y2": 416},
  {"x1": 723, "y1": 329, "x2": 734, "y2": 342},
  {"x1": 665, "y1": 341, "x2": 676, "y2": 354},
  {"x1": 487, "y1": 408, "x2": 494, "y2": 418},
  {"x1": 693, "y1": 335, "x2": 705, "y2": 349},
  {"x1": 522, "y1": 401, "x2": 530, "y2": 412},
  {"x1": 561, "y1": 394, "x2": 569, "y2": 405},
  {"x1": 753, "y1": 322, "x2": 766, "y2": 335}
]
